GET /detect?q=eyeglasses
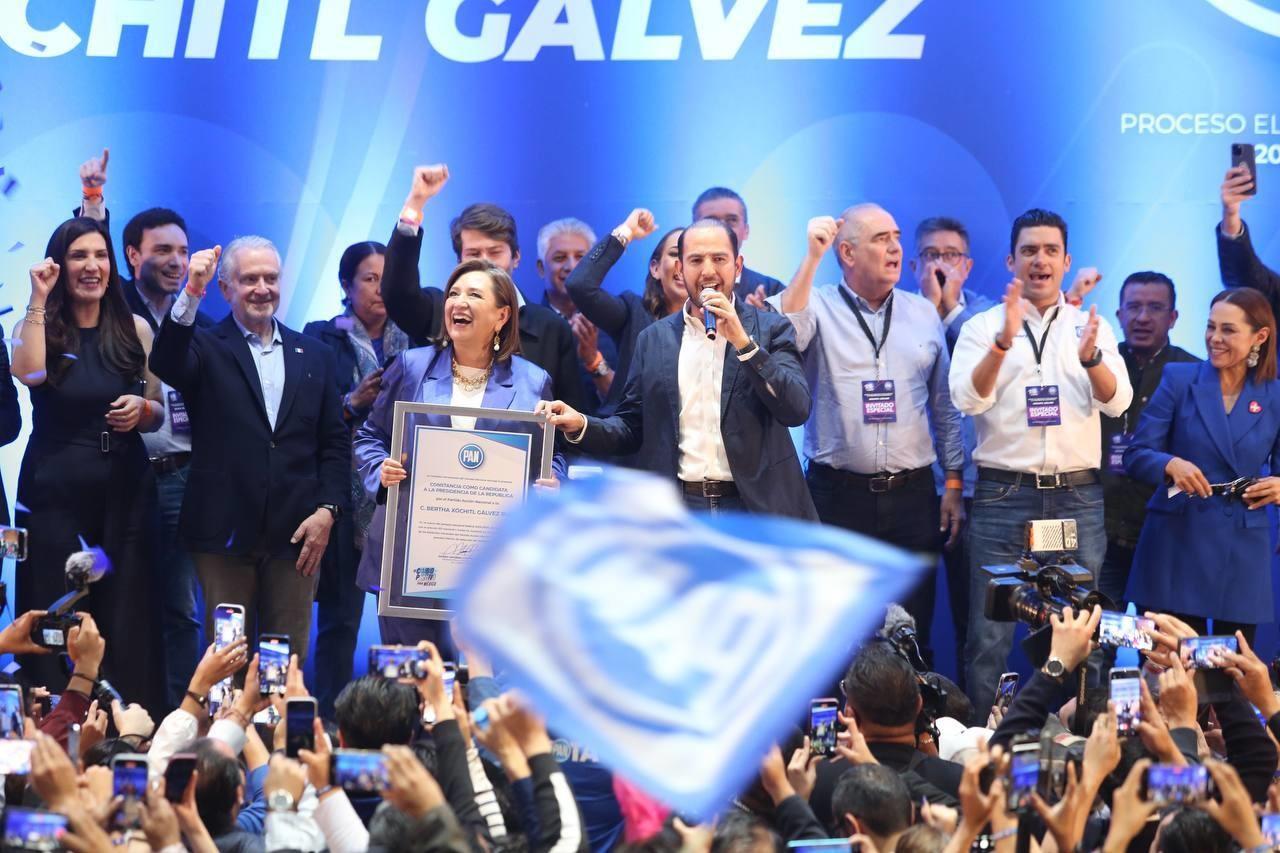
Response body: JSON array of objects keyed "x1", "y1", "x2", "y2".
[
  {"x1": 1120, "y1": 302, "x2": 1172, "y2": 317},
  {"x1": 917, "y1": 249, "x2": 968, "y2": 264}
]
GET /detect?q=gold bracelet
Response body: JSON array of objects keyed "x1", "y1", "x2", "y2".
[
  {"x1": 23, "y1": 317, "x2": 44, "y2": 326},
  {"x1": 25, "y1": 305, "x2": 45, "y2": 314}
]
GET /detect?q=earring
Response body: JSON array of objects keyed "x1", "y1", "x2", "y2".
[
  {"x1": 1248, "y1": 344, "x2": 1261, "y2": 368},
  {"x1": 493, "y1": 331, "x2": 500, "y2": 353}
]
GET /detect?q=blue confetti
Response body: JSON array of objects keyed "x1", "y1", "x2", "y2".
[
  {"x1": 0, "y1": 307, "x2": 12, "y2": 317},
  {"x1": 13, "y1": 500, "x2": 28, "y2": 515},
  {"x1": 369, "y1": 585, "x2": 382, "y2": 593},
  {"x1": 8, "y1": 243, "x2": 21, "y2": 253},
  {"x1": 2, "y1": 662, "x2": 18, "y2": 676},
  {"x1": 77, "y1": 534, "x2": 89, "y2": 551},
  {"x1": 0, "y1": 168, "x2": 5, "y2": 177},
  {"x1": 61, "y1": 353, "x2": 77, "y2": 360},
  {"x1": 2, "y1": 179, "x2": 15, "y2": 198},
  {"x1": 22, "y1": 370, "x2": 44, "y2": 382},
  {"x1": 30, "y1": 41, "x2": 45, "y2": 53},
  {"x1": 226, "y1": 530, "x2": 236, "y2": 548}
]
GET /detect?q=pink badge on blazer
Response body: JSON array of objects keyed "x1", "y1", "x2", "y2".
[{"x1": 1249, "y1": 400, "x2": 1262, "y2": 413}]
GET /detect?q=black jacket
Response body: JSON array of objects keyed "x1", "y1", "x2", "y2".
[
  {"x1": 123, "y1": 279, "x2": 214, "y2": 333},
  {"x1": 1101, "y1": 342, "x2": 1200, "y2": 545},
  {"x1": 0, "y1": 327, "x2": 20, "y2": 525},
  {"x1": 578, "y1": 302, "x2": 817, "y2": 520},
  {"x1": 380, "y1": 225, "x2": 589, "y2": 414},
  {"x1": 149, "y1": 314, "x2": 349, "y2": 556},
  {"x1": 1218, "y1": 221, "x2": 1280, "y2": 322}
]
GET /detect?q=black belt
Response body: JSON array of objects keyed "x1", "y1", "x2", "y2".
[
  {"x1": 34, "y1": 430, "x2": 134, "y2": 454},
  {"x1": 149, "y1": 452, "x2": 192, "y2": 475},
  {"x1": 809, "y1": 462, "x2": 933, "y2": 494},
  {"x1": 978, "y1": 467, "x2": 1100, "y2": 490},
  {"x1": 681, "y1": 480, "x2": 738, "y2": 499}
]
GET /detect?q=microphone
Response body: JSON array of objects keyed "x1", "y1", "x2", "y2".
[
  {"x1": 879, "y1": 603, "x2": 917, "y2": 639},
  {"x1": 701, "y1": 288, "x2": 717, "y2": 340}
]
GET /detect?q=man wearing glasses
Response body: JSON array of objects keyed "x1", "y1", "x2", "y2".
[
  {"x1": 909, "y1": 216, "x2": 993, "y2": 350},
  {"x1": 1097, "y1": 272, "x2": 1198, "y2": 604}
]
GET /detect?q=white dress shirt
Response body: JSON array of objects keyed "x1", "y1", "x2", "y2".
[
  {"x1": 948, "y1": 294, "x2": 1133, "y2": 474},
  {"x1": 677, "y1": 303, "x2": 734, "y2": 482}
]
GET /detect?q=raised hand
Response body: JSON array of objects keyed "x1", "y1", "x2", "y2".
[
  {"x1": 999, "y1": 279, "x2": 1025, "y2": 348},
  {"x1": 186, "y1": 246, "x2": 222, "y2": 295},
  {"x1": 1067, "y1": 267, "x2": 1102, "y2": 304},
  {"x1": 806, "y1": 216, "x2": 842, "y2": 260},
  {"x1": 406, "y1": 164, "x2": 450, "y2": 212},
  {"x1": 620, "y1": 208, "x2": 658, "y2": 243},
  {"x1": 28, "y1": 259, "x2": 61, "y2": 301},
  {"x1": 1077, "y1": 304, "x2": 1101, "y2": 363},
  {"x1": 745, "y1": 284, "x2": 768, "y2": 310},
  {"x1": 1222, "y1": 165, "x2": 1255, "y2": 220},
  {"x1": 79, "y1": 148, "x2": 109, "y2": 191}
]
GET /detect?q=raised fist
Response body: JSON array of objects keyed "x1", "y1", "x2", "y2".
[
  {"x1": 29, "y1": 259, "x2": 60, "y2": 299},
  {"x1": 407, "y1": 165, "x2": 450, "y2": 210},
  {"x1": 807, "y1": 216, "x2": 843, "y2": 260},
  {"x1": 621, "y1": 209, "x2": 658, "y2": 242},
  {"x1": 186, "y1": 246, "x2": 222, "y2": 294},
  {"x1": 1067, "y1": 267, "x2": 1102, "y2": 304},
  {"x1": 79, "y1": 148, "x2": 109, "y2": 190}
]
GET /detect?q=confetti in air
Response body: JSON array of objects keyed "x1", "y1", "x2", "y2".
[
  {"x1": 13, "y1": 500, "x2": 28, "y2": 515},
  {"x1": 23, "y1": 370, "x2": 44, "y2": 382},
  {"x1": 8, "y1": 243, "x2": 22, "y2": 252},
  {"x1": 226, "y1": 530, "x2": 236, "y2": 548},
  {"x1": 77, "y1": 534, "x2": 89, "y2": 551},
  {"x1": 61, "y1": 353, "x2": 77, "y2": 360},
  {"x1": 0, "y1": 307, "x2": 12, "y2": 317},
  {"x1": 1, "y1": 179, "x2": 15, "y2": 197}
]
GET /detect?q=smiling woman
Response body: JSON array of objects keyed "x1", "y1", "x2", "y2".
[{"x1": 9, "y1": 217, "x2": 166, "y2": 713}]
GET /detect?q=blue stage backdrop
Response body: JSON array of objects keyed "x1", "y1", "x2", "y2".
[{"x1": 2, "y1": 0, "x2": 1280, "y2": 669}]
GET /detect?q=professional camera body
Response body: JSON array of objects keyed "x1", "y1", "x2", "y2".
[{"x1": 982, "y1": 519, "x2": 1114, "y2": 630}]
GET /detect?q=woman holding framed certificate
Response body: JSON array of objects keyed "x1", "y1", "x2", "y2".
[{"x1": 353, "y1": 259, "x2": 565, "y2": 650}]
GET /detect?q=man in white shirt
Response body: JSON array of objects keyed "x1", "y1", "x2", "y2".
[{"x1": 949, "y1": 209, "x2": 1132, "y2": 713}]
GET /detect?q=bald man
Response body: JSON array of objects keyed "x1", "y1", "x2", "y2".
[{"x1": 771, "y1": 205, "x2": 964, "y2": 664}]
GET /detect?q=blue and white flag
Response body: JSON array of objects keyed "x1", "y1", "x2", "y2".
[{"x1": 455, "y1": 469, "x2": 928, "y2": 819}]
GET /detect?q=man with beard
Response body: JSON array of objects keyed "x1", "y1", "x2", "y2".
[
  {"x1": 540, "y1": 218, "x2": 816, "y2": 520},
  {"x1": 77, "y1": 149, "x2": 212, "y2": 708},
  {"x1": 1097, "y1": 272, "x2": 1198, "y2": 604}
]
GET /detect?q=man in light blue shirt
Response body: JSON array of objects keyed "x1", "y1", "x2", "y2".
[{"x1": 771, "y1": 205, "x2": 964, "y2": 664}]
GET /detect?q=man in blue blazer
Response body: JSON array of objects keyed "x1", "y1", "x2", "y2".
[
  {"x1": 543, "y1": 219, "x2": 817, "y2": 520},
  {"x1": 150, "y1": 237, "x2": 349, "y2": 663}
]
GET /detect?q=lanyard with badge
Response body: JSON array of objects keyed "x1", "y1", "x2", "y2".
[
  {"x1": 1023, "y1": 308, "x2": 1062, "y2": 427},
  {"x1": 838, "y1": 288, "x2": 898, "y2": 425}
]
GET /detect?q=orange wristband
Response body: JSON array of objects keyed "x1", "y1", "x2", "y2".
[
  {"x1": 990, "y1": 341, "x2": 1009, "y2": 356},
  {"x1": 81, "y1": 185, "x2": 103, "y2": 200},
  {"x1": 584, "y1": 352, "x2": 603, "y2": 372},
  {"x1": 399, "y1": 206, "x2": 423, "y2": 227},
  {"x1": 945, "y1": 478, "x2": 963, "y2": 490}
]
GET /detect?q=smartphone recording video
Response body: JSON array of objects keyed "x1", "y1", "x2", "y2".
[
  {"x1": 0, "y1": 684, "x2": 24, "y2": 739},
  {"x1": 1143, "y1": 763, "x2": 1211, "y2": 805},
  {"x1": 286, "y1": 698, "x2": 317, "y2": 758},
  {"x1": 111, "y1": 754, "x2": 148, "y2": 830},
  {"x1": 1110, "y1": 668, "x2": 1142, "y2": 736},
  {"x1": 809, "y1": 698, "x2": 839, "y2": 757},
  {"x1": 1179, "y1": 635, "x2": 1238, "y2": 670},
  {"x1": 1006, "y1": 743, "x2": 1039, "y2": 812},
  {"x1": 1097, "y1": 612, "x2": 1154, "y2": 651},
  {"x1": 3, "y1": 806, "x2": 68, "y2": 851},
  {"x1": 0, "y1": 739, "x2": 35, "y2": 775},
  {"x1": 164, "y1": 753, "x2": 197, "y2": 804},
  {"x1": 331, "y1": 749, "x2": 389, "y2": 793},
  {"x1": 994, "y1": 672, "x2": 1019, "y2": 714},
  {"x1": 258, "y1": 634, "x2": 290, "y2": 695},
  {"x1": 369, "y1": 645, "x2": 429, "y2": 680}
]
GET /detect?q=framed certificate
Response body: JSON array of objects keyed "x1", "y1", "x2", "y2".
[{"x1": 378, "y1": 402, "x2": 555, "y2": 620}]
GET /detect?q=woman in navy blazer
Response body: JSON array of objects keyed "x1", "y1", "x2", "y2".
[
  {"x1": 1124, "y1": 288, "x2": 1280, "y2": 639},
  {"x1": 354, "y1": 260, "x2": 565, "y2": 651}
]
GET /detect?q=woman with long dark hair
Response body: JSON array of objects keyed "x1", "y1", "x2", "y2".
[
  {"x1": 564, "y1": 209, "x2": 685, "y2": 414},
  {"x1": 13, "y1": 217, "x2": 164, "y2": 710},
  {"x1": 1125, "y1": 288, "x2": 1280, "y2": 641}
]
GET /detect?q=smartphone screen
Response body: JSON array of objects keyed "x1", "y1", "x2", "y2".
[
  {"x1": 994, "y1": 673, "x2": 1019, "y2": 712},
  {"x1": 442, "y1": 662, "x2": 457, "y2": 703},
  {"x1": 0, "y1": 739, "x2": 34, "y2": 775},
  {"x1": 1179, "y1": 636, "x2": 1239, "y2": 670},
  {"x1": 1145, "y1": 763, "x2": 1209, "y2": 805},
  {"x1": 164, "y1": 754, "x2": 197, "y2": 803},
  {"x1": 208, "y1": 679, "x2": 230, "y2": 718},
  {"x1": 258, "y1": 634, "x2": 290, "y2": 695},
  {"x1": 1110, "y1": 668, "x2": 1142, "y2": 736},
  {"x1": 0, "y1": 685, "x2": 24, "y2": 739},
  {"x1": 285, "y1": 699, "x2": 316, "y2": 759},
  {"x1": 1262, "y1": 813, "x2": 1280, "y2": 846},
  {"x1": 331, "y1": 749, "x2": 389, "y2": 793},
  {"x1": 1233, "y1": 143, "x2": 1258, "y2": 196},
  {"x1": 112, "y1": 755, "x2": 148, "y2": 829},
  {"x1": 1007, "y1": 745, "x2": 1039, "y2": 811},
  {"x1": 3, "y1": 806, "x2": 68, "y2": 850},
  {"x1": 213, "y1": 604, "x2": 245, "y2": 649},
  {"x1": 0, "y1": 526, "x2": 28, "y2": 561},
  {"x1": 809, "y1": 698, "x2": 839, "y2": 757},
  {"x1": 369, "y1": 645, "x2": 428, "y2": 680},
  {"x1": 1098, "y1": 612, "x2": 1155, "y2": 651},
  {"x1": 787, "y1": 841, "x2": 853, "y2": 853}
]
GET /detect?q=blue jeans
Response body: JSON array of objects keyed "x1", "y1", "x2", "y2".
[
  {"x1": 964, "y1": 479, "x2": 1105, "y2": 715},
  {"x1": 157, "y1": 466, "x2": 202, "y2": 709}
]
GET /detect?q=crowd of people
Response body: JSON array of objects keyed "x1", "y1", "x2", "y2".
[{"x1": 0, "y1": 149, "x2": 1275, "y2": 850}]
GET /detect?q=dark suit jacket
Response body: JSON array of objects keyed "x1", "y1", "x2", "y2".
[
  {"x1": 380, "y1": 225, "x2": 589, "y2": 413},
  {"x1": 1218, "y1": 221, "x2": 1280, "y2": 322},
  {"x1": 150, "y1": 315, "x2": 349, "y2": 557},
  {"x1": 577, "y1": 302, "x2": 817, "y2": 520},
  {"x1": 737, "y1": 266, "x2": 785, "y2": 301},
  {"x1": 302, "y1": 319, "x2": 360, "y2": 398},
  {"x1": 0, "y1": 325, "x2": 20, "y2": 525},
  {"x1": 123, "y1": 279, "x2": 214, "y2": 333}
]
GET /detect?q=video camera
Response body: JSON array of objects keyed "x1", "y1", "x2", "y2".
[
  {"x1": 32, "y1": 550, "x2": 108, "y2": 650},
  {"x1": 879, "y1": 605, "x2": 951, "y2": 735},
  {"x1": 982, "y1": 519, "x2": 1114, "y2": 631}
]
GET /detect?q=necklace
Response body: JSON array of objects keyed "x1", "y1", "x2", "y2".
[{"x1": 451, "y1": 359, "x2": 492, "y2": 392}]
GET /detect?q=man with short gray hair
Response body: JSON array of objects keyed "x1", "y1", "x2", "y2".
[{"x1": 151, "y1": 236, "x2": 348, "y2": 664}]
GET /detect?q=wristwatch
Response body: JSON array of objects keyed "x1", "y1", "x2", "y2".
[
  {"x1": 267, "y1": 788, "x2": 296, "y2": 813},
  {"x1": 317, "y1": 503, "x2": 342, "y2": 520},
  {"x1": 591, "y1": 359, "x2": 611, "y2": 377},
  {"x1": 1041, "y1": 656, "x2": 1068, "y2": 682},
  {"x1": 1080, "y1": 347, "x2": 1104, "y2": 368}
]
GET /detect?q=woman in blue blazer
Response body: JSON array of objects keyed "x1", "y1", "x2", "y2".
[
  {"x1": 1124, "y1": 288, "x2": 1280, "y2": 640},
  {"x1": 354, "y1": 260, "x2": 565, "y2": 652}
]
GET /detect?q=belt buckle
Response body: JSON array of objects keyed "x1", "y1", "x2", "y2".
[
  {"x1": 701, "y1": 481, "x2": 719, "y2": 498},
  {"x1": 1035, "y1": 473, "x2": 1060, "y2": 490},
  {"x1": 99, "y1": 431, "x2": 110, "y2": 453},
  {"x1": 869, "y1": 475, "x2": 891, "y2": 493}
]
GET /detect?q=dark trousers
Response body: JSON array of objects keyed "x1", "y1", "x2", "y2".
[
  {"x1": 941, "y1": 498, "x2": 973, "y2": 691},
  {"x1": 193, "y1": 552, "x2": 318, "y2": 663},
  {"x1": 679, "y1": 489, "x2": 745, "y2": 515},
  {"x1": 807, "y1": 465, "x2": 942, "y2": 664},
  {"x1": 156, "y1": 464, "x2": 203, "y2": 710},
  {"x1": 314, "y1": 582, "x2": 367, "y2": 718},
  {"x1": 1098, "y1": 540, "x2": 1137, "y2": 606}
]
